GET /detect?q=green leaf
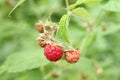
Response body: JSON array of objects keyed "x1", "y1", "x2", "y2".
[
  {"x1": 16, "y1": 69, "x2": 43, "y2": 80},
  {"x1": 68, "y1": 0, "x2": 101, "y2": 10},
  {"x1": 76, "y1": 0, "x2": 86, "y2": 4},
  {"x1": 8, "y1": 0, "x2": 26, "y2": 17},
  {"x1": 59, "y1": 14, "x2": 71, "y2": 43},
  {"x1": 68, "y1": 0, "x2": 86, "y2": 10},
  {"x1": 72, "y1": 7, "x2": 90, "y2": 20},
  {"x1": 0, "y1": 49, "x2": 50, "y2": 74},
  {"x1": 104, "y1": 0, "x2": 120, "y2": 12},
  {"x1": 84, "y1": 0, "x2": 102, "y2": 6}
]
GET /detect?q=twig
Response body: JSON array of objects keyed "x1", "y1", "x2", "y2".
[{"x1": 65, "y1": 0, "x2": 69, "y2": 8}]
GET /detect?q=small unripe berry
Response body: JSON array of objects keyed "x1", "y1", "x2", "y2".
[
  {"x1": 36, "y1": 23, "x2": 44, "y2": 33},
  {"x1": 37, "y1": 39, "x2": 46, "y2": 47},
  {"x1": 45, "y1": 25, "x2": 51, "y2": 31},
  {"x1": 65, "y1": 49, "x2": 80, "y2": 63},
  {"x1": 44, "y1": 44, "x2": 63, "y2": 62}
]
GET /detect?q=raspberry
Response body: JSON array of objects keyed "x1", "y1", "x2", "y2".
[
  {"x1": 36, "y1": 23, "x2": 44, "y2": 33},
  {"x1": 65, "y1": 49, "x2": 80, "y2": 63},
  {"x1": 37, "y1": 39, "x2": 46, "y2": 47},
  {"x1": 44, "y1": 44, "x2": 63, "y2": 62}
]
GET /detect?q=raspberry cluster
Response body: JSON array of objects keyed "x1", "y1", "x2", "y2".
[{"x1": 36, "y1": 21, "x2": 80, "y2": 63}]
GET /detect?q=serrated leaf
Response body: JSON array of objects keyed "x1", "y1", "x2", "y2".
[
  {"x1": 104, "y1": 0, "x2": 120, "y2": 12},
  {"x1": 72, "y1": 7, "x2": 90, "y2": 20},
  {"x1": 0, "y1": 49, "x2": 50, "y2": 74},
  {"x1": 59, "y1": 14, "x2": 71, "y2": 43},
  {"x1": 8, "y1": 0, "x2": 26, "y2": 17}
]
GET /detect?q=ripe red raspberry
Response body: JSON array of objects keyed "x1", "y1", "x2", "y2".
[
  {"x1": 36, "y1": 23, "x2": 44, "y2": 33},
  {"x1": 44, "y1": 44, "x2": 63, "y2": 62},
  {"x1": 65, "y1": 49, "x2": 80, "y2": 63}
]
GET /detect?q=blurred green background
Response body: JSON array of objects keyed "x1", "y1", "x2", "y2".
[{"x1": 0, "y1": 0, "x2": 120, "y2": 80}]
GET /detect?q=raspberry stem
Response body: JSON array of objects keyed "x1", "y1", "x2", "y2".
[{"x1": 65, "y1": 0, "x2": 69, "y2": 8}]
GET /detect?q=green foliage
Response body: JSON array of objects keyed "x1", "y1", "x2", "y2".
[
  {"x1": 84, "y1": 0, "x2": 102, "y2": 6},
  {"x1": 0, "y1": 49, "x2": 50, "y2": 73},
  {"x1": 59, "y1": 14, "x2": 71, "y2": 43},
  {"x1": 65, "y1": 57, "x2": 97, "y2": 80},
  {"x1": 72, "y1": 7, "x2": 90, "y2": 20},
  {"x1": 68, "y1": 0, "x2": 102, "y2": 9},
  {"x1": 67, "y1": 0, "x2": 85, "y2": 10},
  {"x1": 103, "y1": 0, "x2": 120, "y2": 12}
]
